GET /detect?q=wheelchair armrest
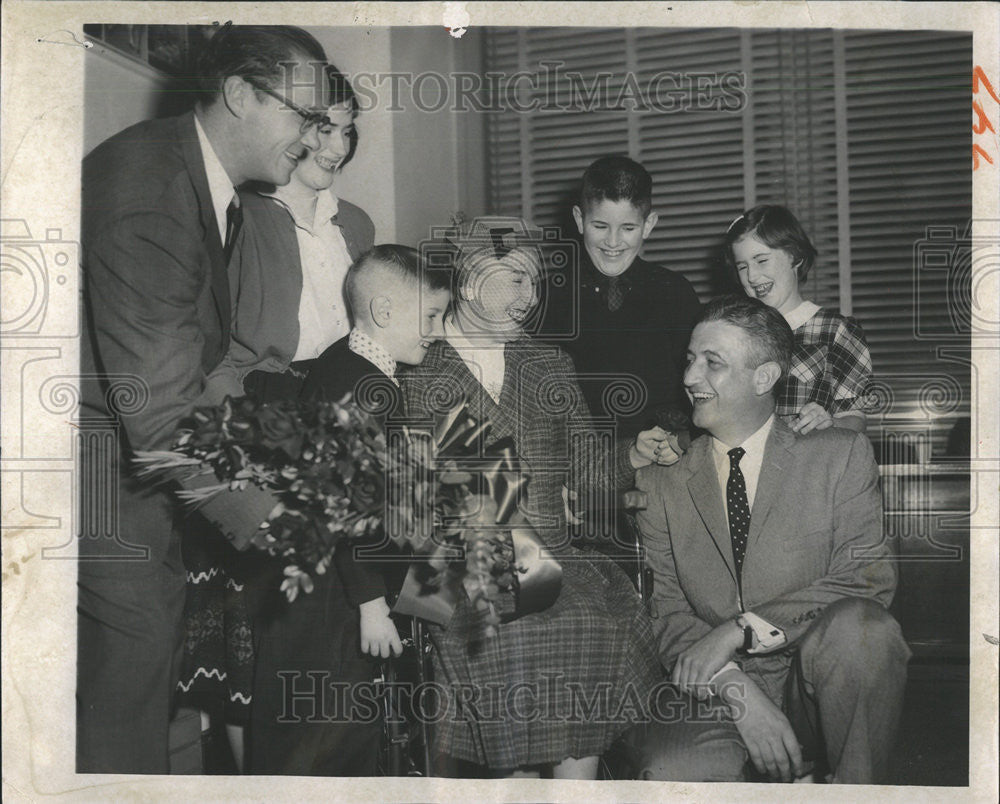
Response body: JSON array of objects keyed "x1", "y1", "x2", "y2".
[{"x1": 618, "y1": 498, "x2": 654, "y2": 605}]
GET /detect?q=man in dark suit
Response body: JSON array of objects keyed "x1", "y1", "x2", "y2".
[
  {"x1": 629, "y1": 295, "x2": 909, "y2": 784},
  {"x1": 77, "y1": 25, "x2": 330, "y2": 773}
]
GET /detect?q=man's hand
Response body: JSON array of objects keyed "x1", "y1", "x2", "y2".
[
  {"x1": 790, "y1": 402, "x2": 833, "y2": 435},
  {"x1": 718, "y1": 669, "x2": 804, "y2": 782},
  {"x1": 631, "y1": 426, "x2": 682, "y2": 468},
  {"x1": 359, "y1": 597, "x2": 403, "y2": 658},
  {"x1": 671, "y1": 620, "x2": 744, "y2": 698}
]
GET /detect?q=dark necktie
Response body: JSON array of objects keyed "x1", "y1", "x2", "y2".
[
  {"x1": 223, "y1": 196, "x2": 243, "y2": 263},
  {"x1": 726, "y1": 446, "x2": 750, "y2": 578},
  {"x1": 606, "y1": 277, "x2": 625, "y2": 312}
]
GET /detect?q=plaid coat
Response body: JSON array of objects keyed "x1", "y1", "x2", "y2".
[{"x1": 402, "y1": 337, "x2": 660, "y2": 769}]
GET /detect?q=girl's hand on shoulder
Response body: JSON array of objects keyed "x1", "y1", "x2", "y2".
[
  {"x1": 632, "y1": 426, "x2": 682, "y2": 468},
  {"x1": 791, "y1": 402, "x2": 833, "y2": 435}
]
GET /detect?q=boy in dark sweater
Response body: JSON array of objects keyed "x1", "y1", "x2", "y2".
[
  {"x1": 250, "y1": 245, "x2": 450, "y2": 775},
  {"x1": 565, "y1": 155, "x2": 702, "y2": 435},
  {"x1": 544, "y1": 156, "x2": 702, "y2": 552}
]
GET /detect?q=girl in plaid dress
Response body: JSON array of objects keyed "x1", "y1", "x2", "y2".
[
  {"x1": 724, "y1": 205, "x2": 872, "y2": 434},
  {"x1": 403, "y1": 226, "x2": 665, "y2": 778}
]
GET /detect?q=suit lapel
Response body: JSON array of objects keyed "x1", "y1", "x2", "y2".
[
  {"x1": 746, "y1": 419, "x2": 796, "y2": 553},
  {"x1": 439, "y1": 339, "x2": 500, "y2": 434},
  {"x1": 332, "y1": 209, "x2": 359, "y2": 260},
  {"x1": 338, "y1": 223, "x2": 356, "y2": 259},
  {"x1": 685, "y1": 438, "x2": 737, "y2": 583},
  {"x1": 178, "y1": 112, "x2": 231, "y2": 357},
  {"x1": 496, "y1": 341, "x2": 534, "y2": 437}
]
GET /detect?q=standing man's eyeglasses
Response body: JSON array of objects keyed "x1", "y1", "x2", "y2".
[{"x1": 248, "y1": 81, "x2": 328, "y2": 133}]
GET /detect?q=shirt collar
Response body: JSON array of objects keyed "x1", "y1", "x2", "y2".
[
  {"x1": 581, "y1": 251, "x2": 635, "y2": 288},
  {"x1": 316, "y1": 189, "x2": 340, "y2": 224},
  {"x1": 443, "y1": 317, "x2": 507, "y2": 401},
  {"x1": 348, "y1": 328, "x2": 398, "y2": 384},
  {"x1": 264, "y1": 186, "x2": 341, "y2": 233},
  {"x1": 782, "y1": 300, "x2": 821, "y2": 330},
  {"x1": 712, "y1": 413, "x2": 775, "y2": 462},
  {"x1": 443, "y1": 314, "x2": 509, "y2": 354},
  {"x1": 193, "y1": 113, "x2": 236, "y2": 243},
  {"x1": 444, "y1": 316, "x2": 485, "y2": 350}
]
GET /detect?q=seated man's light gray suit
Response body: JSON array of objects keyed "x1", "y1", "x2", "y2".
[{"x1": 631, "y1": 419, "x2": 910, "y2": 783}]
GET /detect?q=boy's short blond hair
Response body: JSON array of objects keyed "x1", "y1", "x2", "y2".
[{"x1": 345, "y1": 244, "x2": 450, "y2": 319}]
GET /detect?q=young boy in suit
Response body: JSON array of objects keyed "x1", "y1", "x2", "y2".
[
  {"x1": 303, "y1": 244, "x2": 451, "y2": 407},
  {"x1": 249, "y1": 244, "x2": 451, "y2": 775}
]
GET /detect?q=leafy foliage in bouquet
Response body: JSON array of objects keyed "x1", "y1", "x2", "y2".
[
  {"x1": 134, "y1": 396, "x2": 524, "y2": 624},
  {"x1": 134, "y1": 395, "x2": 386, "y2": 595}
]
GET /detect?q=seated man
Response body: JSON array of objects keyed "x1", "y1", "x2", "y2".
[{"x1": 629, "y1": 295, "x2": 909, "y2": 784}]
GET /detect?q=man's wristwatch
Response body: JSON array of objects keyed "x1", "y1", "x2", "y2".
[{"x1": 734, "y1": 616, "x2": 754, "y2": 654}]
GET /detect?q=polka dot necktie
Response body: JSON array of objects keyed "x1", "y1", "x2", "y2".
[{"x1": 726, "y1": 447, "x2": 750, "y2": 578}]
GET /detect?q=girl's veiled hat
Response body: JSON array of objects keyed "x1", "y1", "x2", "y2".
[{"x1": 445, "y1": 216, "x2": 545, "y2": 263}]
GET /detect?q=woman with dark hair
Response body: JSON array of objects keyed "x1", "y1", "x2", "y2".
[
  {"x1": 724, "y1": 204, "x2": 873, "y2": 434},
  {"x1": 203, "y1": 63, "x2": 373, "y2": 402},
  {"x1": 403, "y1": 221, "x2": 667, "y2": 779},
  {"x1": 177, "y1": 63, "x2": 375, "y2": 772}
]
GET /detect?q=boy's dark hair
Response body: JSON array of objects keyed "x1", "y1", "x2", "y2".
[
  {"x1": 579, "y1": 155, "x2": 653, "y2": 217},
  {"x1": 326, "y1": 63, "x2": 360, "y2": 168},
  {"x1": 345, "y1": 244, "x2": 451, "y2": 311},
  {"x1": 195, "y1": 24, "x2": 326, "y2": 104},
  {"x1": 723, "y1": 204, "x2": 818, "y2": 282},
  {"x1": 699, "y1": 294, "x2": 794, "y2": 390}
]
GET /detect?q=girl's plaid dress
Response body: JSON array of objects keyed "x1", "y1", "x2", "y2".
[
  {"x1": 777, "y1": 308, "x2": 874, "y2": 420},
  {"x1": 403, "y1": 337, "x2": 660, "y2": 770}
]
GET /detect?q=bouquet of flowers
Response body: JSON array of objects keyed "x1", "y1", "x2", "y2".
[{"x1": 134, "y1": 395, "x2": 561, "y2": 635}]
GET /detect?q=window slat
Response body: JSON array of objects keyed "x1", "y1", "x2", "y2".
[{"x1": 485, "y1": 27, "x2": 971, "y2": 453}]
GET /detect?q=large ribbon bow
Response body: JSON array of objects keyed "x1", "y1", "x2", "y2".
[{"x1": 391, "y1": 404, "x2": 563, "y2": 626}]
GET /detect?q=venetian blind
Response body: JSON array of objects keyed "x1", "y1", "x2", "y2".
[
  {"x1": 841, "y1": 30, "x2": 972, "y2": 441},
  {"x1": 483, "y1": 26, "x2": 971, "y2": 450}
]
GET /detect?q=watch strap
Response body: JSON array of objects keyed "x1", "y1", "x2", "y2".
[{"x1": 735, "y1": 616, "x2": 753, "y2": 654}]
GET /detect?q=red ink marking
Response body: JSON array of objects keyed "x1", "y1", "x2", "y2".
[
  {"x1": 973, "y1": 66, "x2": 1000, "y2": 105},
  {"x1": 973, "y1": 144, "x2": 994, "y2": 170},
  {"x1": 972, "y1": 66, "x2": 998, "y2": 170},
  {"x1": 973, "y1": 100, "x2": 996, "y2": 135}
]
